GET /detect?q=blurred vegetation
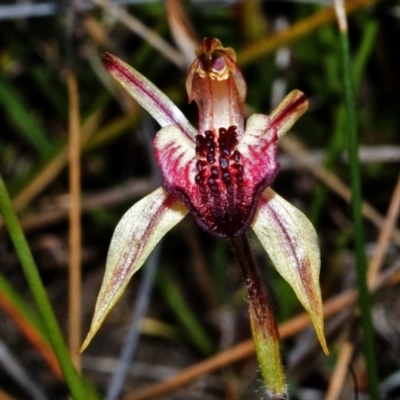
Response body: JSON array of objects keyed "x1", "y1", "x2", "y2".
[{"x1": 0, "y1": 1, "x2": 400, "y2": 399}]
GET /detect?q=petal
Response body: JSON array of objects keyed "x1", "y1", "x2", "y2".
[
  {"x1": 237, "y1": 113, "x2": 279, "y2": 190},
  {"x1": 154, "y1": 126, "x2": 198, "y2": 192},
  {"x1": 269, "y1": 90, "x2": 309, "y2": 139},
  {"x1": 251, "y1": 188, "x2": 328, "y2": 354},
  {"x1": 102, "y1": 52, "x2": 196, "y2": 140},
  {"x1": 153, "y1": 126, "x2": 199, "y2": 228},
  {"x1": 154, "y1": 125, "x2": 223, "y2": 235},
  {"x1": 81, "y1": 187, "x2": 188, "y2": 351}
]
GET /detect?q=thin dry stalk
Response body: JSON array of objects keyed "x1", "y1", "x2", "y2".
[
  {"x1": 0, "y1": 388, "x2": 16, "y2": 400},
  {"x1": 368, "y1": 172, "x2": 400, "y2": 285},
  {"x1": 333, "y1": 0, "x2": 348, "y2": 33},
  {"x1": 91, "y1": 0, "x2": 185, "y2": 67},
  {"x1": 238, "y1": 0, "x2": 379, "y2": 65},
  {"x1": 82, "y1": 13, "x2": 113, "y2": 50},
  {"x1": 20, "y1": 179, "x2": 152, "y2": 232},
  {"x1": 324, "y1": 340, "x2": 354, "y2": 400},
  {"x1": 67, "y1": 69, "x2": 82, "y2": 371},
  {"x1": 165, "y1": 0, "x2": 198, "y2": 68},
  {"x1": 0, "y1": 291, "x2": 62, "y2": 380},
  {"x1": 8, "y1": 110, "x2": 102, "y2": 214}
]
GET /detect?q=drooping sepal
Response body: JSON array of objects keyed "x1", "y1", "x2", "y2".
[
  {"x1": 80, "y1": 187, "x2": 188, "y2": 351},
  {"x1": 102, "y1": 52, "x2": 196, "y2": 140},
  {"x1": 237, "y1": 113, "x2": 280, "y2": 193},
  {"x1": 251, "y1": 188, "x2": 328, "y2": 354}
]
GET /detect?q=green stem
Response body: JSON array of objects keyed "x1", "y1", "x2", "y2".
[
  {"x1": 0, "y1": 174, "x2": 88, "y2": 400},
  {"x1": 339, "y1": 31, "x2": 380, "y2": 399},
  {"x1": 231, "y1": 234, "x2": 286, "y2": 399},
  {"x1": 309, "y1": 19, "x2": 378, "y2": 225}
]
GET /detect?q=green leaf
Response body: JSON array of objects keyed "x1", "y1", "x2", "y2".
[
  {"x1": 157, "y1": 270, "x2": 215, "y2": 356},
  {"x1": 0, "y1": 76, "x2": 54, "y2": 158}
]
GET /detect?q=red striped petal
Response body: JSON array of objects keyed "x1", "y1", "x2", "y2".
[
  {"x1": 269, "y1": 90, "x2": 309, "y2": 139},
  {"x1": 81, "y1": 187, "x2": 188, "y2": 351},
  {"x1": 252, "y1": 188, "x2": 328, "y2": 354},
  {"x1": 102, "y1": 52, "x2": 196, "y2": 140}
]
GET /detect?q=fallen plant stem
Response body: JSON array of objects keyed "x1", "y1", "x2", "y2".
[
  {"x1": 0, "y1": 112, "x2": 137, "y2": 231},
  {"x1": 238, "y1": 0, "x2": 380, "y2": 65},
  {"x1": 18, "y1": 178, "x2": 152, "y2": 232}
]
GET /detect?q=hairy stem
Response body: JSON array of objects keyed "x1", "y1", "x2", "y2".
[{"x1": 231, "y1": 234, "x2": 286, "y2": 399}]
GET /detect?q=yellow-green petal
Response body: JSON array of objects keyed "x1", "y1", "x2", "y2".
[
  {"x1": 81, "y1": 187, "x2": 188, "y2": 352},
  {"x1": 251, "y1": 188, "x2": 328, "y2": 354}
]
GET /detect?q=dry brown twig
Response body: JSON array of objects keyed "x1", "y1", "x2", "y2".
[
  {"x1": 368, "y1": 172, "x2": 400, "y2": 284},
  {"x1": 91, "y1": 0, "x2": 185, "y2": 67},
  {"x1": 19, "y1": 179, "x2": 152, "y2": 232},
  {"x1": 325, "y1": 339, "x2": 354, "y2": 400},
  {"x1": 165, "y1": 0, "x2": 198, "y2": 68}
]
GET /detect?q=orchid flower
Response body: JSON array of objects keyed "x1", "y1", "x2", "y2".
[{"x1": 82, "y1": 38, "x2": 327, "y2": 398}]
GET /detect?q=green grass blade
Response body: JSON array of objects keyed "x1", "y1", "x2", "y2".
[
  {"x1": 0, "y1": 173, "x2": 88, "y2": 400},
  {"x1": 0, "y1": 271, "x2": 48, "y2": 339},
  {"x1": 339, "y1": 27, "x2": 380, "y2": 400},
  {"x1": 0, "y1": 77, "x2": 54, "y2": 158},
  {"x1": 157, "y1": 270, "x2": 215, "y2": 356},
  {"x1": 309, "y1": 18, "x2": 378, "y2": 224}
]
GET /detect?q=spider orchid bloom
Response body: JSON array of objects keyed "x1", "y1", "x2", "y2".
[{"x1": 81, "y1": 38, "x2": 328, "y2": 369}]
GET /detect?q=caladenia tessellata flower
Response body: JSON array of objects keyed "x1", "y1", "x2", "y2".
[{"x1": 81, "y1": 38, "x2": 328, "y2": 398}]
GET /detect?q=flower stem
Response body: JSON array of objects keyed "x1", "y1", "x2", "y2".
[
  {"x1": 0, "y1": 174, "x2": 88, "y2": 400},
  {"x1": 230, "y1": 234, "x2": 286, "y2": 399},
  {"x1": 335, "y1": 4, "x2": 380, "y2": 398}
]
